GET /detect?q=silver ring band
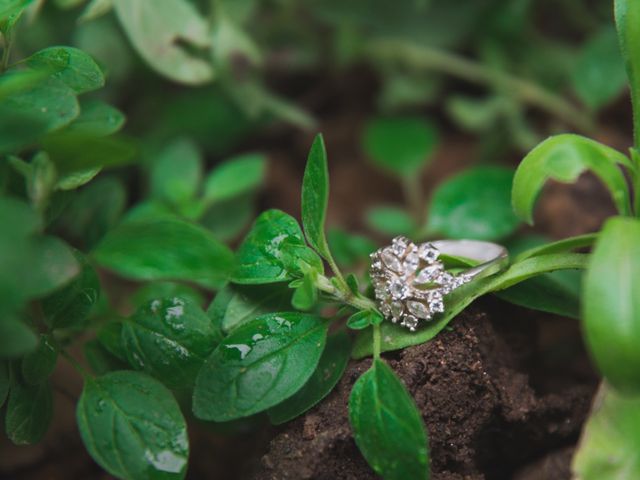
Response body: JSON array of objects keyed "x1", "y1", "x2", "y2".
[{"x1": 370, "y1": 236, "x2": 509, "y2": 331}]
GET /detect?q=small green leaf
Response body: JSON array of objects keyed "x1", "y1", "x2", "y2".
[
  {"x1": 346, "y1": 273, "x2": 360, "y2": 295},
  {"x1": 349, "y1": 359, "x2": 429, "y2": 480},
  {"x1": 512, "y1": 134, "x2": 632, "y2": 224},
  {"x1": 347, "y1": 310, "x2": 376, "y2": 330},
  {"x1": 21, "y1": 335, "x2": 57, "y2": 385},
  {"x1": 131, "y1": 282, "x2": 205, "y2": 310},
  {"x1": 0, "y1": 316, "x2": 38, "y2": 357},
  {"x1": 79, "y1": 0, "x2": 113, "y2": 22},
  {"x1": 232, "y1": 209, "x2": 322, "y2": 284},
  {"x1": 301, "y1": 134, "x2": 332, "y2": 259},
  {"x1": 84, "y1": 339, "x2": 128, "y2": 375},
  {"x1": 193, "y1": 312, "x2": 328, "y2": 421},
  {"x1": 268, "y1": 331, "x2": 351, "y2": 424},
  {"x1": 150, "y1": 139, "x2": 203, "y2": 207},
  {"x1": 77, "y1": 371, "x2": 189, "y2": 480},
  {"x1": 122, "y1": 297, "x2": 218, "y2": 389},
  {"x1": 615, "y1": 0, "x2": 640, "y2": 143},
  {"x1": 5, "y1": 381, "x2": 53, "y2": 445},
  {"x1": 65, "y1": 99, "x2": 125, "y2": 137},
  {"x1": 291, "y1": 273, "x2": 318, "y2": 311},
  {"x1": 363, "y1": 116, "x2": 438, "y2": 177},
  {"x1": 366, "y1": 206, "x2": 416, "y2": 237},
  {"x1": 94, "y1": 216, "x2": 234, "y2": 290},
  {"x1": 55, "y1": 167, "x2": 102, "y2": 191},
  {"x1": 584, "y1": 217, "x2": 640, "y2": 394},
  {"x1": 113, "y1": 0, "x2": 214, "y2": 85},
  {"x1": 203, "y1": 153, "x2": 266, "y2": 204},
  {"x1": 572, "y1": 27, "x2": 627, "y2": 110},
  {"x1": 427, "y1": 166, "x2": 519, "y2": 241},
  {"x1": 41, "y1": 251, "x2": 100, "y2": 329},
  {"x1": 24, "y1": 46, "x2": 104, "y2": 94},
  {"x1": 0, "y1": 0, "x2": 34, "y2": 20},
  {"x1": 572, "y1": 385, "x2": 640, "y2": 479}
]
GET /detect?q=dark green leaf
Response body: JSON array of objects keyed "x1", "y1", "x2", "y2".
[
  {"x1": 41, "y1": 251, "x2": 100, "y2": 329},
  {"x1": 21, "y1": 335, "x2": 57, "y2": 385},
  {"x1": 363, "y1": 116, "x2": 438, "y2": 177},
  {"x1": 349, "y1": 359, "x2": 429, "y2": 480},
  {"x1": 0, "y1": 360, "x2": 10, "y2": 407},
  {"x1": 347, "y1": 310, "x2": 382, "y2": 330},
  {"x1": 24, "y1": 46, "x2": 104, "y2": 94},
  {"x1": 268, "y1": 332, "x2": 350, "y2": 424},
  {"x1": 150, "y1": 139, "x2": 203, "y2": 207},
  {"x1": 65, "y1": 99, "x2": 125, "y2": 137},
  {"x1": 94, "y1": 216, "x2": 234, "y2": 290},
  {"x1": 301, "y1": 134, "x2": 332, "y2": 259},
  {"x1": 0, "y1": 316, "x2": 38, "y2": 357},
  {"x1": 584, "y1": 217, "x2": 640, "y2": 393},
  {"x1": 200, "y1": 193, "x2": 255, "y2": 241},
  {"x1": 193, "y1": 312, "x2": 328, "y2": 421},
  {"x1": 122, "y1": 297, "x2": 218, "y2": 389},
  {"x1": 572, "y1": 385, "x2": 640, "y2": 478},
  {"x1": 84, "y1": 339, "x2": 128, "y2": 375},
  {"x1": 131, "y1": 282, "x2": 205, "y2": 310},
  {"x1": 77, "y1": 371, "x2": 189, "y2": 480},
  {"x1": 5, "y1": 381, "x2": 53, "y2": 445},
  {"x1": 366, "y1": 206, "x2": 416, "y2": 237},
  {"x1": 203, "y1": 153, "x2": 266, "y2": 204},
  {"x1": 232, "y1": 209, "x2": 322, "y2": 284},
  {"x1": 512, "y1": 135, "x2": 632, "y2": 223},
  {"x1": 572, "y1": 27, "x2": 627, "y2": 110},
  {"x1": 427, "y1": 166, "x2": 519, "y2": 241},
  {"x1": 97, "y1": 321, "x2": 127, "y2": 362},
  {"x1": 615, "y1": 0, "x2": 640, "y2": 143}
]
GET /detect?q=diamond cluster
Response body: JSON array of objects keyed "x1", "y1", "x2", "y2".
[{"x1": 370, "y1": 236, "x2": 471, "y2": 331}]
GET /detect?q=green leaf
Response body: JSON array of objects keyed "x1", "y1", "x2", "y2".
[
  {"x1": 347, "y1": 310, "x2": 383, "y2": 330},
  {"x1": 232, "y1": 209, "x2": 322, "y2": 284},
  {"x1": 0, "y1": 316, "x2": 38, "y2": 357},
  {"x1": 79, "y1": 0, "x2": 113, "y2": 21},
  {"x1": 512, "y1": 134, "x2": 633, "y2": 224},
  {"x1": 353, "y1": 253, "x2": 590, "y2": 358},
  {"x1": 572, "y1": 385, "x2": 640, "y2": 479},
  {"x1": 0, "y1": 0, "x2": 34, "y2": 22},
  {"x1": 65, "y1": 99, "x2": 125, "y2": 137},
  {"x1": 84, "y1": 339, "x2": 128, "y2": 375},
  {"x1": 0, "y1": 360, "x2": 10, "y2": 408},
  {"x1": 572, "y1": 27, "x2": 627, "y2": 110},
  {"x1": 131, "y1": 282, "x2": 205, "y2": 310},
  {"x1": 77, "y1": 371, "x2": 189, "y2": 480},
  {"x1": 615, "y1": 0, "x2": 640, "y2": 143},
  {"x1": 193, "y1": 312, "x2": 328, "y2": 421},
  {"x1": 97, "y1": 321, "x2": 127, "y2": 362},
  {"x1": 113, "y1": 0, "x2": 214, "y2": 85},
  {"x1": 349, "y1": 359, "x2": 429, "y2": 480},
  {"x1": 366, "y1": 206, "x2": 416, "y2": 237},
  {"x1": 363, "y1": 116, "x2": 438, "y2": 177},
  {"x1": 122, "y1": 297, "x2": 218, "y2": 389},
  {"x1": 291, "y1": 273, "x2": 318, "y2": 311},
  {"x1": 513, "y1": 233, "x2": 597, "y2": 262},
  {"x1": 55, "y1": 167, "x2": 102, "y2": 191},
  {"x1": 301, "y1": 134, "x2": 332, "y2": 260},
  {"x1": 21, "y1": 335, "x2": 57, "y2": 385},
  {"x1": 150, "y1": 139, "x2": 203, "y2": 207},
  {"x1": 41, "y1": 251, "x2": 100, "y2": 329},
  {"x1": 427, "y1": 166, "x2": 520, "y2": 241},
  {"x1": 327, "y1": 228, "x2": 377, "y2": 267},
  {"x1": 200, "y1": 193, "x2": 255, "y2": 241},
  {"x1": 94, "y1": 216, "x2": 234, "y2": 290},
  {"x1": 268, "y1": 331, "x2": 350, "y2": 424},
  {"x1": 5, "y1": 381, "x2": 53, "y2": 445},
  {"x1": 203, "y1": 153, "x2": 266, "y2": 204},
  {"x1": 584, "y1": 217, "x2": 640, "y2": 394},
  {"x1": 24, "y1": 46, "x2": 105, "y2": 94}
]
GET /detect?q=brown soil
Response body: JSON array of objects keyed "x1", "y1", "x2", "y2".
[{"x1": 251, "y1": 301, "x2": 597, "y2": 480}]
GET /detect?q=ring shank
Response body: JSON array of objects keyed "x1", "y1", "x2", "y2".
[{"x1": 430, "y1": 239, "x2": 509, "y2": 280}]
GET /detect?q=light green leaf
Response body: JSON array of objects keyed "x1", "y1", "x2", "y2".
[
  {"x1": 349, "y1": 359, "x2": 429, "y2": 480},
  {"x1": 363, "y1": 116, "x2": 438, "y2": 177},
  {"x1": 94, "y1": 216, "x2": 233, "y2": 290},
  {"x1": 268, "y1": 331, "x2": 350, "y2": 424},
  {"x1": 512, "y1": 134, "x2": 632, "y2": 224},
  {"x1": 347, "y1": 310, "x2": 382, "y2": 330},
  {"x1": 572, "y1": 385, "x2": 640, "y2": 479},
  {"x1": 79, "y1": 0, "x2": 113, "y2": 22},
  {"x1": 513, "y1": 233, "x2": 598, "y2": 262},
  {"x1": 5, "y1": 381, "x2": 53, "y2": 445},
  {"x1": 427, "y1": 166, "x2": 520, "y2": 241},
  {"x1": 24, "y1": 46, "x2": 104, "y2": 94},
  {"x1": 65, "y1": 99, "x2": 125, "y2": 137},
  {"x1": 366, "y1": 206, "x2": 416, "y2": 237},
  {"x1": 291, "y1": 273, "x2": 318, "y2": 311},
  {"x1": 113, "y1": 0, "x2": 214, "y2": 85},
  {"x1": 55, "y1": 167, "x2": 102, "y2": 191},
  {"x1": 193, "y1": 312, "x2": 328, "y2": 421},
  {"x1": 77, "y1": 371, "x2": 189, "y2": 480},
  {"x1": 232, "y1": 209, "x2": 323, "y2": 284},
  {"x1": 150, "y1": 139, "x2": 203, "y2": 207},
  {"x1": 301, "y1": 134, "x2": 332, "y2": 259},
  {"x1": 584, "y1": 217, "x2": 640, "y2": 394},
  {"x1": 203, "y1": 152, "x2": 265, "y2": 204},
  {"x1": 0, "y1": 0, "x2": 34, "y2": 21},
  {"x1": 615, "y1": 0, "x2": 640, "y2": 143},
  {"x1": 21, "y1": 335, "x2": 57, "y2": 385},
  {"x1": 122, "y1": 297, "x2": 218, "y2": 389}
]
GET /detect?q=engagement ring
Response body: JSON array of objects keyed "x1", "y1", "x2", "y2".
[{"x1": 370, "y1": 236, "x2": 509, "y2": 331}]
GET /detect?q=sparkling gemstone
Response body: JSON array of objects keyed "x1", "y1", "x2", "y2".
[
  {"x1": 427, "y1": 291, "x2": 445, "y2": 313},
  {"x1": 381, "y1": 248, "x2": 403, "y2": 272},
  {"x1": 401, "y1": 315, "x2": 419, "y2": 331},
  {"x1": 389, "y1": 278, "x2": 409, "y2": 300},
  {"x1": 391, "y1": 236, "x2": 410, "y2": 256},
  {"x1": 391, "y1": 301, "x2": 404, "y2": 320},
  {"x1": 407, "y1": 300, "x2": 431, "y2": 319},
  {"x1": 414, "y1": 264, "x2": 443, "y2": 284},
  {"x1": 418, "y1": 243, "x2": 439, "y2": 263},
  {"x1": 403, "y1": 251, "x2": 420, "y2": 273}
]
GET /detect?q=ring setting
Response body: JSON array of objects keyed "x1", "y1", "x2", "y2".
[{"x1": 370, "y1": 236, "x2": 509, "y2": 331}]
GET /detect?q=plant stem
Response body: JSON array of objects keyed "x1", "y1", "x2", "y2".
[
  {"x1": 59, "y1": 348, "x2": 91, "y2": 380},
  {"x1": 366, "y1": 39, "x2": 593, "y2": 132},
  {"x1": 372, "y1": 324, "x2": 381, "y2": 360},
  {"x1": 315, "y1": 273, "x2": 377, "y2": 311},
  {"x1": 0, "y1": 31, "x2": 12, "y2": 73},
  {"x1": 403, "y1": 173, "x2": 423, "y2": 225}
]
